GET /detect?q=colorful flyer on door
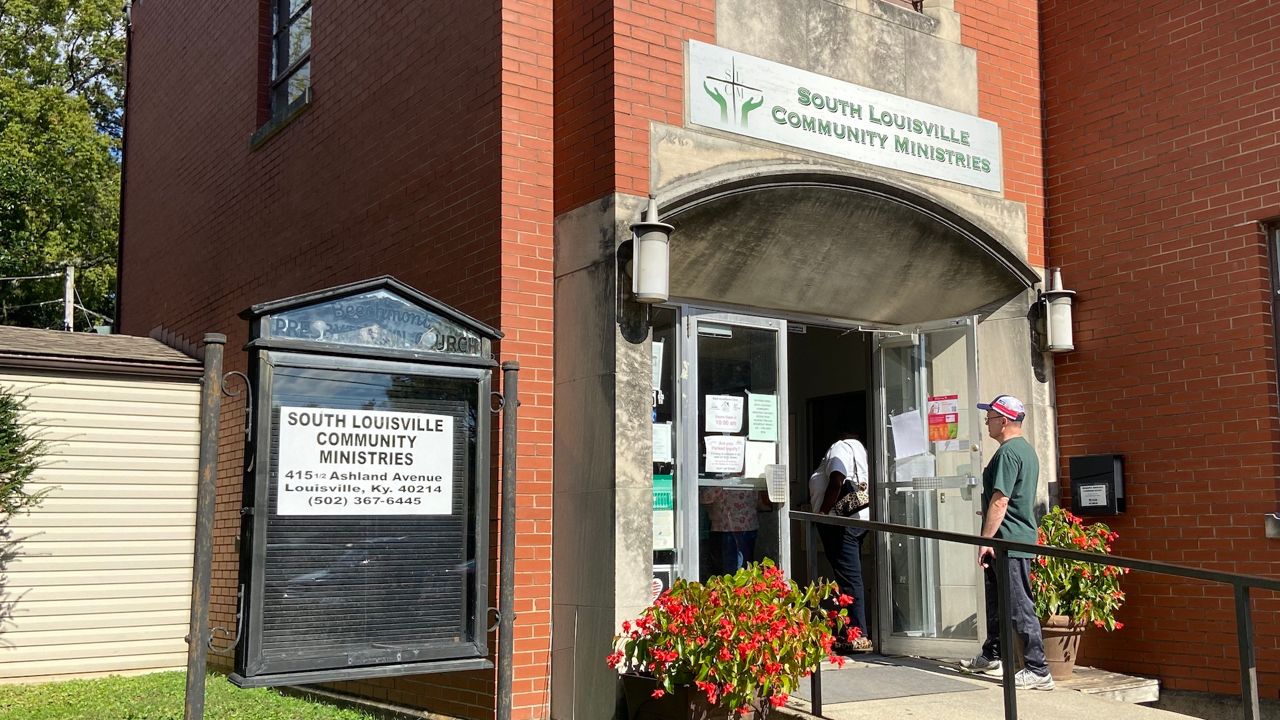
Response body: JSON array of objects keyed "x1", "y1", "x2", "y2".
[
  {"x1": 704, "y1": 435, "x2": 746, "y2": 473},
  {"x1": 704, "y1": 395, "x2": 744, "y2": 433},
  {"x1": 927, "y1": 394, "x2": 959, "y2": 442}
]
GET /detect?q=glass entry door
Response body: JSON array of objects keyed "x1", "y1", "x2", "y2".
[
  {"x1": 873, "y1": 316, "x2": 984, "y2": 657},
  {"x1": 679, "y1": 311, "x2": 790, "y2": 581}
]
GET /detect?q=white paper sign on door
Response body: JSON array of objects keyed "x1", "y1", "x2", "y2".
[
  {"x1": 744, "y1": 440, "x2": 776, "y2": 478},
  {"x1": 652, "y1": 422, "x2": 674, "y2": 463},
  {"x1": 747, "y1": 393, "x2": 778, "y2": 441},
  {"x1": 890, "y1": 409, "x2": 928, "y2": 459},
  {"x1": 277, "y1": 406, "x2": 454, "y2": 515},
  {"x1": 652, "y1": 340, "x2": 664, "y2": 391},
  {"x1": 704, "y1": 395, "x2": 744, "y2": 433},
  {"x1": 704, "y1": 435, "x2": 746, "y2": 473},
  {"x1": 653, "y1": 509, "x2": 675, "y2": 549}
]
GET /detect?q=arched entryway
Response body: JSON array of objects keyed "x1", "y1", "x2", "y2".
[{"x1": 649, "y1": 173, "x2": 1041, "y2": 658}]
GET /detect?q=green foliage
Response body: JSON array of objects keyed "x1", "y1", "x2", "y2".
[
  {"x1": 1030, "y1": 506, "x2": 1127, "y2": 631},
  {"x1": 0, "y1": 0, "x2": 125, "y2": 329},
  {"x1": 0, "y1": 670, "x2": 383, "y2": 719},
  {"x1": 608, "y1": 560, "x2": 850, "y2": 714},
  {"x1": 0, "y1": 0, "x2": 127, "y2": 136},
  {"x1": 0, "y1": 386, "x2": 46, "y2": 517}
]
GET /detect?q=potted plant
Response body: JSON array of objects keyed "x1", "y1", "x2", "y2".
[
  {"x1": 607, "y1": 560, "x2": 853, "y2": 719},
  {"x1": 1030, "y1": 506, "x2": 1128, "y2": 680}
]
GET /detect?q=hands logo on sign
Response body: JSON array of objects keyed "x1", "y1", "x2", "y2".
[{"x1": 703, "y1": 57, "x2": 764, "y2": 127}]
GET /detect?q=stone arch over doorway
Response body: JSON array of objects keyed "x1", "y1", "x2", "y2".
[{"x1": 659, "y1": 171, "x2": 1040, "y2": 324}]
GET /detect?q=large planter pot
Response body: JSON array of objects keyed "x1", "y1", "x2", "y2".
[
  {"x1": 621, "y1": 673, "x2": 769, "y2": 720},
  {"x1": 1040, "y1": 614, "x2": 1086, "y2": 681}
]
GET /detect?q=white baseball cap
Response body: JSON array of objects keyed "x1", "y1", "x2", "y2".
[{"x1": 977, "y1": 394, "x2": 1025, "y2": 421}]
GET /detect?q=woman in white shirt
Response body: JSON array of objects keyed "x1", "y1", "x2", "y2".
[{"x1": 807, "y1": 430, "x2": 872, "y2": 653}]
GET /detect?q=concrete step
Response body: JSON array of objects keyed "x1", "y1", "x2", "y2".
[
  {"x1": 1057, "y1": 665, "x2": 1160, "y2": 705},
  {"x1": 777, "y1": 656, "x2": 1183, "y2": 720}
]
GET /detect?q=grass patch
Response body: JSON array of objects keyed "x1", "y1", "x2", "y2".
[{"x1": 0, "y1": 671, "x2": 384, "y2": 720}]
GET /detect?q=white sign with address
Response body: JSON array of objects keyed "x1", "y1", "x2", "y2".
[
  {"x1": 277, "y1": 406, "x2": 454, "y2": 515},
  {"x1": 688, "y1": 40, "x2": 1003, "y2": 192}
]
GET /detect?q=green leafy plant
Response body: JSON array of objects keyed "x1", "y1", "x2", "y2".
[
  {"x1": 608, "y1": 560, "x2": 853, "y2": 715},
  {"x1": 1030, "y1": 506, "x2": 1126, "y2": 631},
  {"x1": 0, "y1": 386, "x2": 48, "y2": 518}
]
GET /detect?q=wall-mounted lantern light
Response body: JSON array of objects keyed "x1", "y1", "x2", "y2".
[
  {"x1": 629, "y1": 197, "x2": 674, "y2": 303},
  {"x1": 1039, "y1": 267, "x2": 1076, "y2": 353}
]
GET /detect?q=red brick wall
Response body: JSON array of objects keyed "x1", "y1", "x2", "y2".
[
  {"x1": 554, "y1": 0, "x2": 714, "y2": 216},
  {"x1": 955, "y1": 0, "x2": 1045, "y2": 266},
  {"x1": 1043, "y1": 0, "x2": 1280, "y2": 696},
  {"x1": 554, "y1": 0, "x2": 615, "y2": 216},
  {"x1": 120, "y1": 0, "x2": 553, "y2": 716}
]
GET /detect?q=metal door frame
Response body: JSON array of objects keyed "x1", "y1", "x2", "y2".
[
  {"x1": 872, "y1": 315, "x2": 985, "y2": 658},
  {"x1": 677, "y1": 308, "x2": 791, "y2": 580}
]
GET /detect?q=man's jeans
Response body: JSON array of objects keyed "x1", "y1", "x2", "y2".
[
  {"x1": 981, "y1": 556, "x2": 1048, "y2": 675},
  {"x1": 817, "y1": 525, "x2": 868, "y2": 636}
]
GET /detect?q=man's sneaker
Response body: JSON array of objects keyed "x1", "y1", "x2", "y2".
[
  {"x1": 959, "y1": 655, "x2": 1002, "y2": 675},
  {"x1": 1013, "y1": 668, "x2": 1055, "y2": 691}
]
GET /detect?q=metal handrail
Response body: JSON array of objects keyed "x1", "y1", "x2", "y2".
[{"x1": 791, "y1": 510, "x2": 1280, "y2": 720}]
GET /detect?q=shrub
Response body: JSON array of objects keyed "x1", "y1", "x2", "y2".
[
  {"x1": 0, "y1": 386, "x2": 48, "y2": 518},
  {"x1": 608, "y1": 560, "x2": 852, "y2": 715},
  {"x1": 1031, "y1": 506, "x2": 1127, "y2": 631}
]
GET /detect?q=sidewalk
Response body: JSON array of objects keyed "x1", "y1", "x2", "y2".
[{"x1": 776, "y1": 655, "x2": 1195, "y2": 720}]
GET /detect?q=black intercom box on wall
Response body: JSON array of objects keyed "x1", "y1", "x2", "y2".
[{"x1": 1069, "y1": 454, "x2": 1125, "y2": 516}]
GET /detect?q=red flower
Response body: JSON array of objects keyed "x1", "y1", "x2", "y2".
[
  {"x1": 605, "y1": 559, "x2": 836, "y2": 714},
  {"x1": 651, "y1": 689, "x2": 665, "y2": 699},
  {"x1": 836, "y1": 593, "x2": 854, "y2": 607}
]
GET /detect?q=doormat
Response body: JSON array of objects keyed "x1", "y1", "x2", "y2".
[{"x1": 791, "y1": 664, "x2": 981, "y2": 704}]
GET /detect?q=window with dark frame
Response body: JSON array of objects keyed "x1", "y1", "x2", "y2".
[{"x1": 271, "y1": 0, "x2": 311, "y2": 120}]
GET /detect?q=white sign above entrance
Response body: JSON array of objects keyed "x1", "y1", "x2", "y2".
[
  {"x1": 277, "y1": 407, "x2": 454, "y2": 515},
  {"x1": 687, "y1": 40, "x2": 1003, "y2": 192}
]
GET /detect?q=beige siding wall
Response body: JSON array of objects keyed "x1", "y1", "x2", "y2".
[{"x1": 0, "y1": 369, "x2": 200, "y2": 683}]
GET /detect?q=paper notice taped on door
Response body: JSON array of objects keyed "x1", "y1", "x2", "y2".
[
  {"x1": 890, "y1": 409, "x2": 927, "y2": 459},
  {"x1": 704, "y1": 435, "x2": 746, "y2": 473},
  {"x1": 705, "y1": 395, "x2": 744, "y2": 433}
]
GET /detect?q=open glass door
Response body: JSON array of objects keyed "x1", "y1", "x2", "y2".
[
  {"x1": 873, "y1": 316, "x2": 984, "y2": 657},
  {"x1": 679, "y1": 311, "x2": 790, "y2": 581}
]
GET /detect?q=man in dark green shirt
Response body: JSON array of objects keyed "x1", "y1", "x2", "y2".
[{"x1": 961, "y1": 394, "x2": 1053, "y2": 690}]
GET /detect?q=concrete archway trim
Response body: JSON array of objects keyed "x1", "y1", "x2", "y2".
[{"x1": 656, "y1": 171, "x2": 1039, "y2": 324}]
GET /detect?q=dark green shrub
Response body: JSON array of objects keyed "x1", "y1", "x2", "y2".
[{"x1": 0, "y1": 387, "x2": 48, "y2": 518}]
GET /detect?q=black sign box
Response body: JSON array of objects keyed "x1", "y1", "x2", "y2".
[{"x1": 1069, "y1": 454, "x2": 1125, "y2": 517}]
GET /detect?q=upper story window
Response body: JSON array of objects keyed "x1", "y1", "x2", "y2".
[{"x1": 271, "y1": 0, "x2": 311, "y2": 119}]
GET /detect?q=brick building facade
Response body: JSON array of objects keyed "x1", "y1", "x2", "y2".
[
  {"x1": 1043, "y1": 0, "x2": 1280, "y2": 697},
  {"x1": 116, "y1": 0, "x2": 1277, "y2": 717}
]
